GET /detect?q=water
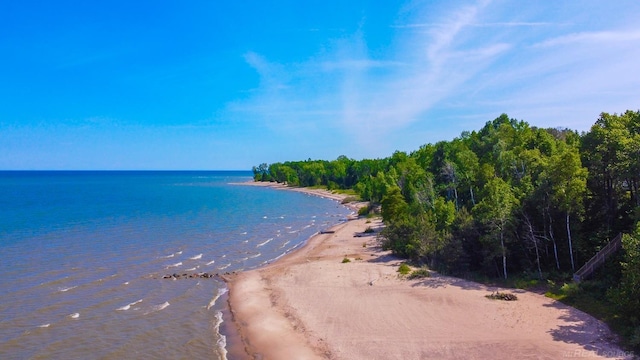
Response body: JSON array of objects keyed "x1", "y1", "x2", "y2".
[{"x1": 0, "y1": 171, "x2": 353, "y2": 359}]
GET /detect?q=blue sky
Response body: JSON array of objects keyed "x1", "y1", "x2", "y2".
[{"x1": 1, "y1": 0, "x2": 639, "y2": 170}]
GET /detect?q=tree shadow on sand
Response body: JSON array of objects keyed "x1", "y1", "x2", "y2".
[
  {"x1": 410, "y1": 273, "x2": 487, "y2": 291},
  {"x1": 542, "y1": 301, "x2": 629, "y2": 359},
  {"x1": 365, "y1": 252, "x2": 404, "y2": 269}
]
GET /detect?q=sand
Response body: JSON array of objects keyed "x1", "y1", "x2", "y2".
[{"x1": 225, "y1": 184, "x2": 631, "y2": 359}]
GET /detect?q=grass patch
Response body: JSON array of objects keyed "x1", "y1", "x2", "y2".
[
  {"x1": 408, "y1": 268, "x2": 431, "y2": 279},
  {"x1": 545, "y1": 282, "x2": 619, "y2": 328},
  {"x1": 358, "y1": 206, "x2": 370, "y2": 216},
  {"x1": 333, "y1": 188, "x2": 358, "y2": 196},
  {"x1": 398, "y1": 263, "x2": 411, "y2": 275},
  {"x1": 342, "y1": 196, "x2": 359, "y2": 204}
]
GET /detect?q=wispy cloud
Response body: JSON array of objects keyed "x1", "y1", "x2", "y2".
[
  {"x1": 393, "y1": 21, "x2": 554, "y2": 29},
  {"x1": 227, "y1": 0, "x2": 640, "y2": 158},
  {"x1": 533, "y1": 29, "x2": 640, "y2": 47}
]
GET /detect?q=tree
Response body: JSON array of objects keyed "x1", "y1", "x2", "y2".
[
  {"x1": 609, "y1": 223, "x2": 640, "y2": 349},
  {"x1": 545, "y1": 143, "x2": 587, "y2": 271},
  {"x1": 252, "y1": 163, "x2": 270, "y2": 181},
  {"x1": 473, "y1": 177, "x2": 518, "y2": 279},
  {"x1": 581, "y1": 111, "x2": 639, "y2": 235},
  {"x1": 380, "y1": 186, "x2": 409, "y2": 225}
]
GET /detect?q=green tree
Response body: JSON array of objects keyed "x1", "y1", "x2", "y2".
[
  {"x1": 609, "y1": 223, "x2": 640, "y2": 348},
  {"x1": 545, "y1": 143, "x2": 587, "y2": 271},
  {"x1": 252, "y1": 163, "x2": 270, "y2": 181},
  {"x1": 473, "y1": 177, "x2": 518, "y2": 279}
]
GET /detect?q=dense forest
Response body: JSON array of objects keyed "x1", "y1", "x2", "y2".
[{"x1": 253, "y1": 111, "x2": 640, "y2": 349}]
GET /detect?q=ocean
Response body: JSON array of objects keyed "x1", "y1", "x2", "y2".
[{"x1": 0, "y1": 171, "x2": 353, "y2": 359}]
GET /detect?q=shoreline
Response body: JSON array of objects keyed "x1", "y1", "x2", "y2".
[{"x1": 224, "y1": 182, "x2": 630, "y2": 359}]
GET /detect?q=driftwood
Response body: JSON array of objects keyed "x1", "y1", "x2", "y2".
[{"x1": 485, "y1": 291, "x2": 518, "y2": 301}]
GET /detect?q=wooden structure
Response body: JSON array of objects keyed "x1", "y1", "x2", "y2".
[{"x1": 573, "y1": 233, "x2": 622, "y2": 283}]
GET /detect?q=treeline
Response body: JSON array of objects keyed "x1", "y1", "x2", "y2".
[{"x1": 253, "y1": 111, "x2": 640, "y2": 347}]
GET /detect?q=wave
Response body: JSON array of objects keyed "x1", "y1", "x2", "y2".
[
  {"x1": 145, "y1": 301, "x2": 170, "y2": 315},
  {"x1": 116, "y1": 299, "x2": 143, "y2": 311},
  {"x1": 165, "y1": 262, "x2": 182, "y2": 269},
  {"x1": 185, "y1": 267, "x2": 197, "y2": 271},
  {"x1": 161, "y1": 253, "x2": 175, "y2": 258},
  {"x1": 217, "y1": 263, "x2": 231, "y2": 270},
  {"x1": 213, "y1": 311, "x2": 228, "y2": 360},
  {"x1": 69, "y1": 313, "x2": 80, "y2": 319},
  {"x1": 206, "y1": 260, "x2": 215, "y2": 266},
  {"x1": 249, "y1": 253, "x2": 261, "y2": 259},
  {"x1": 207, "y1": 287, "x2": 229, "y2": 310},
  {"x1": 256, "y1": 238, "x2": 273, "y2": 247},
  {"x1": 38, "y1": 323, "x2": 51, "y2": 328},
  {"x1": 189, "y1": 254, "x2": 202, "y2": 260},
  {"x1": 279, "y1": 240, "x2": 291, "y2": 249},
  {"x1": 240, "y1": 231, "x2": 247, "y2": 235},
  {"x1": 58, "y1": 286, "x2": 77, "y2": 292}
]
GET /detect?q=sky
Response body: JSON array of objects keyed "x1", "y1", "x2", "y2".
[{"x1": 1, "y1": 0, "x2": 639, "y2": 170}]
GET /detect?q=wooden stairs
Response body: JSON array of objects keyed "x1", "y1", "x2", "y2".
[{"x1": 573, "y1": 233, "x2": 623, "y2": 283}]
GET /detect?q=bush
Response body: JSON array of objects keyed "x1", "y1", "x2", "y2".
[
  {"x1": 342, "y1": 257, "x2": 351, "y2": 263},
  {"x1": 342, "y1": 196, "x2": 358, "y2": 204},
  {"x1": 398, "y1": 263, "x2": 411, "y2": 275},
  {"x1": 408, "y1": 268, "x2": 431, "y2": 279},
  {"x1": 358, "y1": 206, "x2": 369, "y2": 216},
  {"x1": 364, "y1": 227, "x2": 374, "y2": 233}
]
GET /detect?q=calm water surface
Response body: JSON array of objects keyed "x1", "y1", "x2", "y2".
[{"x1": 0, "y1": 171, "x2": 352, "y2": 359}]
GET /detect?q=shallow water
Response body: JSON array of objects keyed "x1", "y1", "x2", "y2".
[{"x1": 0, "y1": 171, "x2": 352, "y2": 359}]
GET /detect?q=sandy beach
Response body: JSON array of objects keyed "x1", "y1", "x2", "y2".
[{"x1": 225, "y1": 184, "x2": 630, "y2": 359}]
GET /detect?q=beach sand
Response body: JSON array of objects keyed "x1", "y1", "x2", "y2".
[{"x1": 225, "y1": 184, "x2": 629, "y2": 359}]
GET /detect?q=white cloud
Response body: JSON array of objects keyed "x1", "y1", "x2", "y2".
[{"x1": 227, "y1": 0, "x2": 640, "y2": 158}]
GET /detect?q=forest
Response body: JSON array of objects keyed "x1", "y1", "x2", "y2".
[{"x1": 253, "y1": 110, "x2": 640, "y2": 349}]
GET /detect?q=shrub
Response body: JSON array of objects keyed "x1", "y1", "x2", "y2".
[
  {"x1": 408, "y1": 268, "x2": 431, "y2": 279},
  {"x1": 342, "y1": 196, "x2": 358, "y2": 204},
  {"x1": 398, "y1": 263, "x2": 411, "y2": 275},
  {"x1": 358, "y1": 206, "x2": 369, "y2": 216},
  {"x1": 342, "y1": 257, "x2": 351, "y2": 263},
  {"x1": 363, "y1": 227, "x2": 374, "y2": 233}
]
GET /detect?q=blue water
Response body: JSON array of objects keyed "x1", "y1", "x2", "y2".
[{"x1": 0, "y1": 171, "x2": 352, "y2": 359}]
